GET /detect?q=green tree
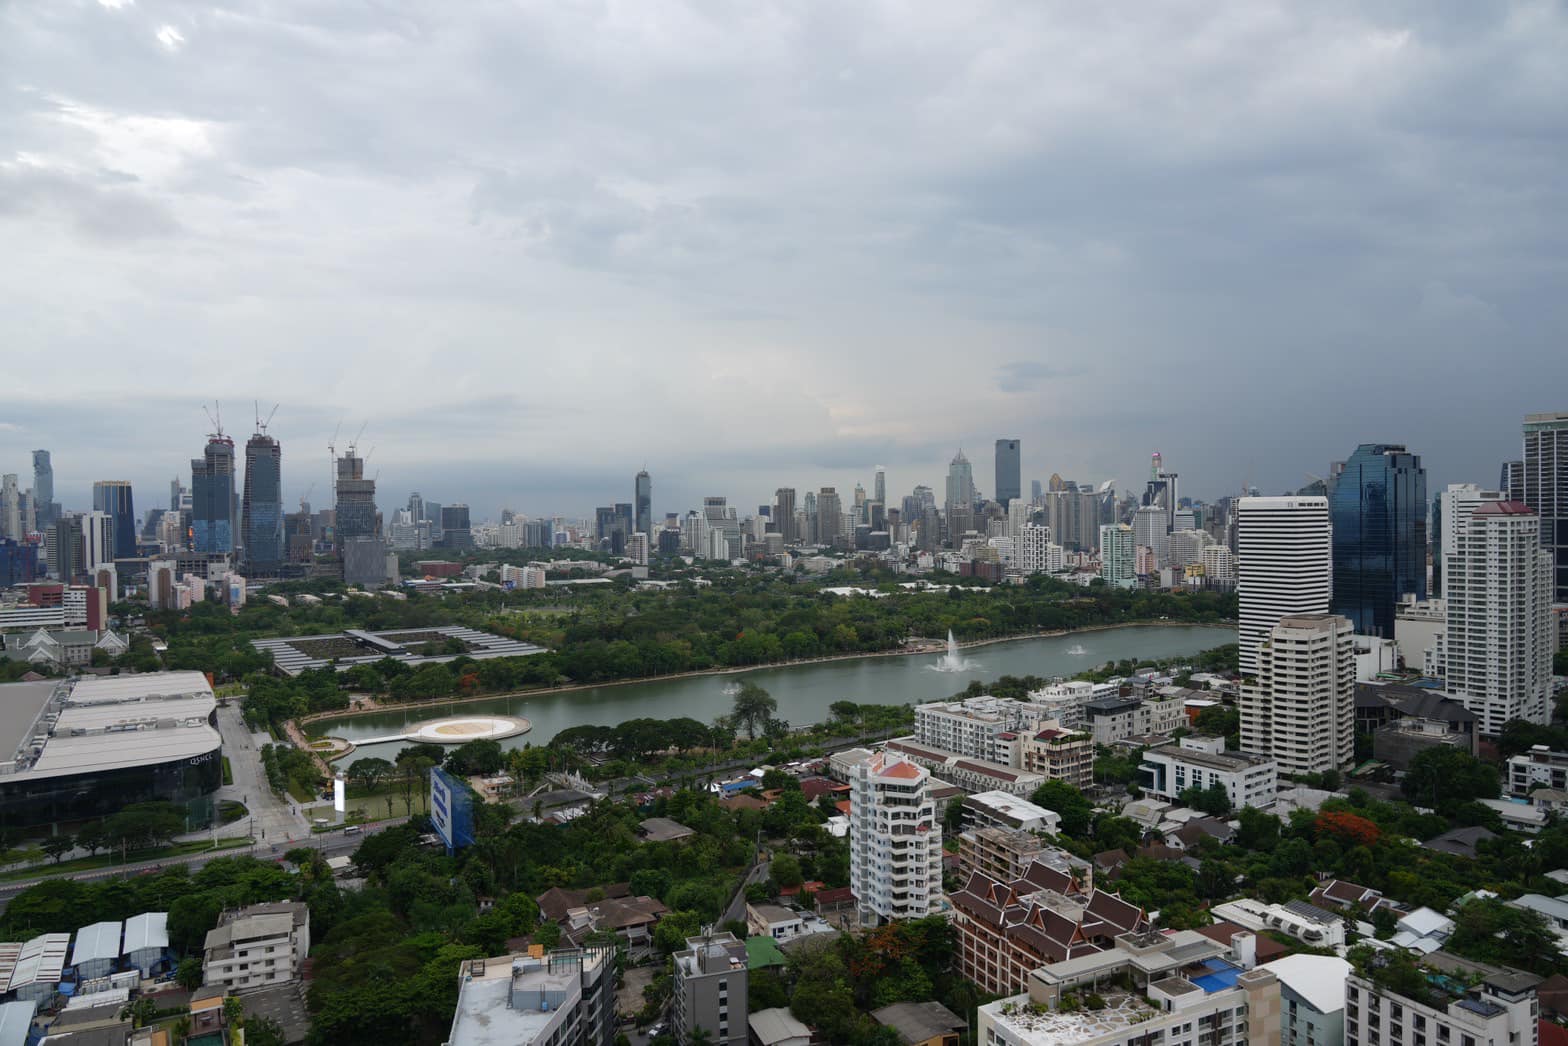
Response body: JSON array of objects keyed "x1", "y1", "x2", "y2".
[
  {"x1": 771, "y1": 853, "x2": 804, "y2": 890},
  {"x1": 1401, "y1": 747, "x2": 1499, "y2": 811},
  {"x1": 732, "y1": 682, "x2": 778, "y2": 740},
  {"x1": 1030, "y1": 780, "x2": 1092, "y2": 838},
  {"x1": 176, "y1": 956, "x2": 204, "y2": 991},
  {"x1": 41, "y1": 834, "x2": 75, "y2": 864}
]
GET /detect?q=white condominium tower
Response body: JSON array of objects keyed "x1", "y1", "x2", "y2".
[
  {"x1": 1236, "y1": 497, "x2": 1332, "y2": 678},
  {"x1": 1241, "y1": 613, "x2": 1355, "y2": 774},
  {"x1": 1099, "y1": 523, "x2": 1135, "y2": 587},
  {"x1": 1439, "y1": 488, "x2": 1554, "y2": 734},
  {"x1": 850, "y1": 751, "x2": 942, "y2": 927}
]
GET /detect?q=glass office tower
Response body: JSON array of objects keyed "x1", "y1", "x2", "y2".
[
  {"x1": 241, "y1": 432, "x2": 284, "y2": 572},
  {"x1": 192, "y1": 435, "x2": 236, "y2": 553},
  {"x1": 1331, "y1": 443, "x2": 1427, "y2": 637}
]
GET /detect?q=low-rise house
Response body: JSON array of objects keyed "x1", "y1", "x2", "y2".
[
  {"x1": 748, "y1": 1007, "x2": 812, "y2": 1046},
  {"x1": 1478, "y1": 798, "x2": 1548, "y2": 833},
  {"x1": 1308, "y1": 879, "x2": 1391, "y2": 917},
  {"x1": 1138, "y1": 736, "x2": 1277, "y2": 810},
  {"x1": 202, "y1": 902, "x2": 310, "y2": 991},
  {"x1": 1389, "y1": 906, "x2": 1455, "y2": 954},
  {"x1": 535, "y1": 884, "x2": 631, "y2": 924},
  {"x1": 745, "y1": 904, "x2": 805, "y2": 943},
  {"x1": 560, "y1": 895, "x2": 668, "y2": 954},
  {"x1": 871, "y1": 1001, "x2": 966, "y2": 1046},
  {"x1": 1509, "y1": 746, "x2": 1568, "y2": 795},
  {"x1": 637, "y1": 817, "x2": 695, "y2": 843},
  {"x1": 961, "y1": 791, "x2": 1062, "y2": 834},
  {"x1": 1421, "y1": 826, "x2": 1498, "y2": 860},
  {"x1": 1211, "y1": 898, "x2": 1346, "y2": 949}
]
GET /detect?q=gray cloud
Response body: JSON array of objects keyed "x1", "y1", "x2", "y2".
[{"x1": 0, "y1": 1, "x2": 1565, "y2": 519}]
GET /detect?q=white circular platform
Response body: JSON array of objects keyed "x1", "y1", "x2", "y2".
[{"x1": 404, "y1": 714, "x2": 531, "y2": 744}]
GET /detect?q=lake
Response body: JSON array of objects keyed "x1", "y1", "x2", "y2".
[{"x1": 317, "y1": 623, "x2": 1234, "y2": 765}]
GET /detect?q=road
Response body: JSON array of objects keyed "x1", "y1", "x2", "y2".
[
  {"x1": 721, "y1": 860, "x2": 771, "y2": 927},
  {"x1": 0, "y1": 820, "x2": 408, "y2": 914},
  {"x1": 211, "y1": 700, "x2": 313, "y2": 847}
]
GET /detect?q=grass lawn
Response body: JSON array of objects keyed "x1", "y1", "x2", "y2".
[
  {"x1": 221, "y1": 757, "x2": 234, "y2": 786},
  {"x1": 0, "y1": 837, "x2": 252, "y2": 882},
  {"x1": 343, "y1": 788, "x2": 430, "y2": 820}
]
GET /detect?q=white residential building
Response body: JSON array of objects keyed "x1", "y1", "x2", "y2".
[
  {"x1": 1201, "y1": 545, "x2": 1236, "y2": 590},
  {"x1": 1132, "y1": 505, "x2": 1169, "y2": 568},
  {"x1": 1437, "y1": 491, "x2": 1554, "y2": 734},
  {"x1": 1241, "y1": 614, "x2": 1355, "y2": 775},
  {"x1": 1167, "y1": 529, "x2": 1214, "y2": 570},
  {"x1": 1236, "y1": 497, "x2": 1332, "y2": 678},
  {"x1": 1099, "y1": 524, "x2": 1136, "y2": 588},
  {"x1": 1018, "y1": 523, "x2": 1059, "y2": 575},
  {"x1": 1507, "y1": 745, "x2": 1568, "y2": 795},
  {"x1": 1345, "y1": 966, "x2": 1539, "y2": 1046},
  {"x1": 203, "y1": 902, "x2": 310, "y2": 991},
  {"x1": 1140, "y1": 736, "x2": 1278, "y2": 810},
  {"x1": 850, "y1": 751, "x2": 943, "y2": 927}
]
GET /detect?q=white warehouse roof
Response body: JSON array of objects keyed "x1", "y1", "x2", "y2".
[
  {"x1": 70, "y1": 922, "x2": 122, "y2": 967},
  {"x1": 7, "y1": 933, "x2": 70, "y2": 991},
  {"x1": 122, "y1": 913, "x2": 169, "y2": 955}
]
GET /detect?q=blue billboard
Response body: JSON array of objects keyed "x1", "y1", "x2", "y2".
[{"x1": 429, "y1": 766, "x2": 476, "y2": 854}]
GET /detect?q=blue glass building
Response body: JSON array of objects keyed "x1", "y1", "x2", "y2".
[
  {"x1": 91, "y1": 480, "x2": 137, "y2": 558},
  {"x1": 1331, "y1": 443, "x2": 1427, "y2": 638},
  {"x1": 191, "y1": 435, "x2": 236, "y2": 553},
  {"x1": 241, "y1": 432, "x2": 284, "y2": 572}
]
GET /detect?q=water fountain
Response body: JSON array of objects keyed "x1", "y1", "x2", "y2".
[{"x1": 929, "y1": 629, "x2": 977, "y2": 673}]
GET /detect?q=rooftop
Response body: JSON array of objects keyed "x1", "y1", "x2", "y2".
[
  {"x1": 0, "y1": 679, "x2": 60, "y2": 765},
  {"x1": 252, "y1": 626, "x2": 545, "y2": 676},
  {"x1": 872, "y1": 1000, "x2": 967, "y2": 1043},
  {"x1": 447, "y1": 950, "x2": 609, "y2": 1046},
  {"x1": 70, "y1": 922, "x2": 123, "y2": 966}
]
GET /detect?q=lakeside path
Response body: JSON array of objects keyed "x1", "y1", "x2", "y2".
[{"x1": 296, "y1": 618, "x2": 1236, "y2": 734}]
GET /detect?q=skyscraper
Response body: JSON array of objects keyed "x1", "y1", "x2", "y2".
[
  {"x1": 994, "y1": 439, "x2": 1021, "y2": 507},
  {"x1": 241, "y1": 430, "x2": 284, "y2": 573},
  {"x1": 1438, "y1": 489, "x2": 1554, "y2": 734},
  {"x1": 31, "y1": 450, "x2": 55, "y2": 529},
  {"x1": 0, "y1": 475, "x2": 19, "y2": 541},
  {"x1": 441, "y1": 504, "x2": 473, "y2": 548},
  {"x1": 634, "y1": 469, "x2": 652, "y2": 536},
  {"x1": 1098, "y1": 523, "x2": 1136, "y2": 587},
  {"x1": 1236, "y1": 497, "x2": 1332, "y2": 678},
  {"x1": 1330, "y1": 444, "x2": 1426, "y2": 638},
  {"x1": 334, "y1": 450, "x2": 378, "y2": 542},
  {"x1": 1241, "y1": 614, "x2": 1355, "y2": 774},
  {"x1": 1522, "y1": 412, "x2": 1568, "y2": 602},
  {"x1": 817, "y1": 488, "x2": 842, "y2": 547},
  {"x1": 1501, "y1": 460, "x2": 1525, "y2": 502},
  {"x1": 774, "y1": 487, "x2": 796, "y2": 543},
  {"x1": 91, "y1": 480, "x2": 137, "y2": 559},
  {"x1": 874, "y1": 467, "x2": 886, "y2": 510},
  {"x1": 191, "y1": 433, "x2": 237, "y2": 553},
  {"x1": 945, "y1": 450, "x2": 975, "y2": 545}
]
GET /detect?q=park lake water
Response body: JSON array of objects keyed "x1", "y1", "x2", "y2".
[{"x1": 317, "y1": 624, "x2": 1234, "y2": 766}]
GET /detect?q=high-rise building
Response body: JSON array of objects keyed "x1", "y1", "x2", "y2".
[
  {"x1": 994, "y1": 439, "x2": 1021, "y2": 508},
  {"x1": 634, "y1": 469, "x2": 652, "y2": 536},
  {"x1": 817, "y1": 488, "x2": 842, "y2": 547},
  {"x1": 1098, "y1": 523, "x2": 1135, "y2": 587},
  {"x1": 32, "y1": 450, "x2": 55, "y2": 529},
  {"x1": 1236, "y1": 497, "x2": 1332, "y2": 678},
  {"x1": 407, "y1": 492, "x2": 426, "y2": 526},
  {"x1": 81, "y1": 511, "x2": 115, "y2": 575},
  {"x1": 1241, "y1": 614, "x2": 1355, "y2": 775},
  {"x1": 672, "y1": 933, "x2": 748, "y2": 1046},
  {"x1": 91, "y1": 481, "x2": 137, "y2": 559},
  {"x1": 1501, "y1": 460, "x2": 1525, "y2": 502},
  {"x1": 0, "y1": 474, "x2": 19, "y2": 541},
  {"x1": 1438, "y1": 490, "x2": 1554, "y2": 733},
  {"x1": 773, "y1": 488, "x2": 796, "y2": 544},
  {"x1": 1522, "y1": 411, "x2": 1568, "y2": 602},
  {"x1": 237, "y1": 431, "x2": 284, "y2": 574},
  {"x1": 1200, "y1": 545, "x2": 1236, "y2": 590},
  {"x1": 440, "y1": 504, "x2": 472, "y2": 549},
  {"x1": 874, "y1": 467, "x2": 886, "y2": 511},
  {"x1": 850, "y1": 751, "x2": 943, "y2": 927},
  {"x1": 334, "y1": 451, "x2": 378, "y2": 544},
  {"x1": 946, "y1": 450, "x2": 975, "y2": 545},
  {"x1": 1330, "y1": 444, "x2": 1427, "y2": 638},
  {"x1": 1132, "y1": 505, "x2": 1168, "y2": 567},
  {"x1": 191, "y1": 433, "x2": 237, "y2": 554}
]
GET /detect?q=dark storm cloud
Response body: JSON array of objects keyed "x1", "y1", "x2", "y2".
[{"x1": 1, "y1": 1, "x2": 1565, "y2": 518}]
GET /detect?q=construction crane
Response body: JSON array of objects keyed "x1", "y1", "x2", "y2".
[
  {"x1": 327, "y1": 420, "x2": 342, "y2": 503},
  {"x1": 202, "y1": 401, "x2": 225, "y2": 439},
  {"x1": 299, "y1": 482, "x2": 315, "y2": 513},
  {"x1": 348, "y1": 422, "x2": 368, "y2": 457},
  {"x1": 254, "y1": 401, "x2": 279, "y2": 435}
]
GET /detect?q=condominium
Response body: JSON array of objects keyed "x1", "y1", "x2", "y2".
[
  {"x1": 1139, "y1": 736, "x2": 1279, "y2": 810},
  {"x1": 445, "y1": 946, "x2": 618, "y2": 1046},
  {"x1": 1345, "y1": 962, "x2": 1538, "y2": 1046},
  {"x1": 1437, "y1": 488, "x2": 1554, "y2": 733},
  {"x1": 850, "y1": 751, "x2": 943, "y2": 927},
  {"x1": 1019, "y1": 522, "x2": 1061, "y2": 575},
  {"x1": 1523, "y1": 411, "x2": 1568, "y2": 602},
  {"x1": 1240, "y1": 614, "x2": 1355, "y2": 775},
  {"x1": 976, "y1": 928, "x2": 1281, "y2": 1046},
  {"x1": 1099, "y1": 524, "x2": 1136, "y2": 588},
  {"x1": 1236, "y1": 497, "x2": 1331, "y2": 678},
  {"x1": 1201, "y1": 545, "x2": 1236, "y2": 590},
  {"x1": 672, "y1": 933, "x2": 748, "y2": 1046},
  {"x1": 203, "y1": 902, "x2": 310, "y2": 991},
  {"x1": 1018, "y1": 724, "x2": 1094, "y2": 790}
]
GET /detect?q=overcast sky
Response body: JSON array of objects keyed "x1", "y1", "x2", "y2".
[{"x1": 3, "y1": 1, "x2": 1565, "y2": 522}]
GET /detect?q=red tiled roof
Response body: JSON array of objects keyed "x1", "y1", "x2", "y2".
[{"x1": 1474, "y1": 501, "x2": 1535, "y2": 515}]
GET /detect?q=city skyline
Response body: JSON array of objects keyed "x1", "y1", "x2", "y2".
[{"x1": 3, "y1": 3, "x2": 1566, "y2": 518}]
